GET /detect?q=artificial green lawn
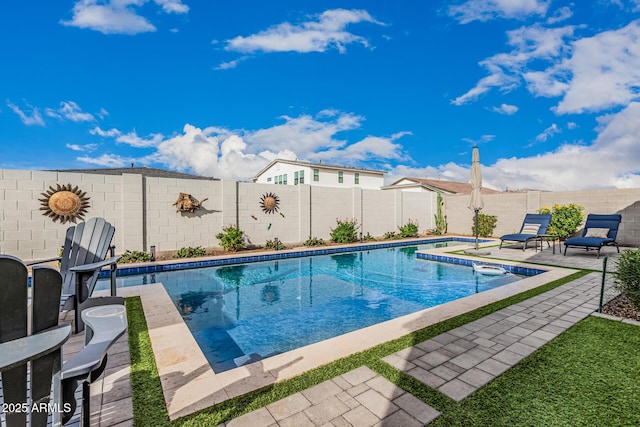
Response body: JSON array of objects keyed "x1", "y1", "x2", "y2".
[{"x1": 125, "y1": 269, "x2": 640, "y2": 426}]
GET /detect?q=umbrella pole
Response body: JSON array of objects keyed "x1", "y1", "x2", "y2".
[{"x1": 474, "y1": 209, "x2": 479, "y2": 250}]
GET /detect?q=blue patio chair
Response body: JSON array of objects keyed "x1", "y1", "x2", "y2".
[
  {"x1": 499, "y1": 213, "x2": 552, "y2": 252},
  {"x1": 0, "y1": 255, "x2": 72, "y2": 427},
  {"x1": 563, "y1": 214, "x2": 622, "y2": 258},
  {"x1": 28, "y1": 217, "x2": 122, "y2": 332}
]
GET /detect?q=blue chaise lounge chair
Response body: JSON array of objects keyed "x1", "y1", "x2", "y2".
[
  {"x1": 563, "y1": 214, "x2": 621, "y2": 258},
  {"x1": 499, "y1": 213, "x2": 552, "y2": 252}
]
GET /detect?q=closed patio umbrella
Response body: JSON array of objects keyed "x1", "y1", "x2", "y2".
[{"x1": 468, "y1": 146, "x2": 484, "y2": 251}]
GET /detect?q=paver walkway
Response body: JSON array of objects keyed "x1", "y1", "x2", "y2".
[
  {"x1": 383, "y1": 272, "x2": 604, "y2": 402},
  {"x1": 224, "y1": 366, "x2": 441, "y2": 427}
]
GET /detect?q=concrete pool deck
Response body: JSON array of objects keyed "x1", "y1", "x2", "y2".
[{"x1": 72, "y1": 237, "x2": 624, "y2": 425}]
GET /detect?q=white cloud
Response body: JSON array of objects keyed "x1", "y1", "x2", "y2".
[
  {"x1": 61, "y1": 0, "x2": 188, "y2": 35},
  {"x1": 547, "y1": 6, "x2": 573, "y2": 24},
  {"x1": 535, "y1": 123, "x2": 560, "y2": 142},
  {"x1": 46, "y1": 101, "x2": 94, "y2": 122},
  {"x1": 6, "y1": 101, "x2": 45, "y2": 126},
  {"x1": 90, "y1": 126, "x2": 122, "y2": 137},
  {"x1": 151, "y1": 124, "x2": 292, "y2": 180},
  {"x1": 556, "y1": 20, "x2": 640, "y2": 113},
  {"x1": 224, "y1": 9, "x2": 384, "y2": 54},
  {"x1": 215, "y1": 57, "x2": 248, "y2": 70},
  {"x1": 154, "y1": 0, "x2": 189, "y2": 14},
  {"x1": 77, "y1": 153, "x2": 132, "y2": 167},
  {"x1": 116, "y1": 130, "x2": 164, "y2": 148},
  {"x1": 452, "y1": 24, "x2": 576, "y2": 105},
  {"x1": 455, "y1": 19, "x2": 640, "y2": 117},
  {"x1": 66, "y1": 143, "x2": 98, "y2": 152},
  {"x1": 311, "y1": 132, "x2": 410, "y2": 163},
  {"x1": 449, "y1": 0, "x2": 550, "y2": 24},
  {"x1": 490, "y1": 103, "x2": 519, "y2": 114},
  {"x1": 245, "y1": 111, "x2": 363, "y2": 156}
]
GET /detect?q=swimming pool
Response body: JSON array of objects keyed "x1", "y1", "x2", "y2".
[{"x1": 102, "y1": 241, "x2": 530, "y2": 373}]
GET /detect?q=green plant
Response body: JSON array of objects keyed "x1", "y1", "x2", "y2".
[
  {"x1": 216, "y1": 225, "x2": 246, "y2": 252},
  {"x1": 330, "y1": 218, "x2": 360, "y2": 243},
  {"x1": 432, "y1": 192, "x2": 448, "y2": 235},
  {"x1": 119, "y1": 249, "x2": 153, "y2": 263},
  {"x1": 265, "y1": 239, "x2": 285, "y2": 250},
  {"x1": 537, "y1": 203, "x2": 584, "y2": 240},
  {"x1": 383, "y1": 231, "x2": 398, "y2": 240},
  {"x1": 303, "y1": 236, "x2": 326, "y2": 246},
  {"x1": 398, "y1": 219, "x2": 419, "y2": 238},
  {"x1": 174, "y1": 246, "x2": 207, "y2": 258},
  {"x1": 362, "y1": 232, "x2": 376, "y2": 242},
  {"x1": 472, "y1": 213, "x2": 497, "y2": 237},
  {"x1": 614, "y1": 249, "x2": 640, "y2": 311}
]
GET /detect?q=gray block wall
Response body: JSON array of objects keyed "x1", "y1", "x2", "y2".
[
  {"x1": 0, "y1": 169, "x2": 438, "y2": 260},
  {"x1": 445, "y1": 189, "x2": 640, "y2": 246}
]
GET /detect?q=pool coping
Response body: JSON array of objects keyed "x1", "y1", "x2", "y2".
[{"x1": 107, "y1": 238, "x2": 578, "y2": 421}]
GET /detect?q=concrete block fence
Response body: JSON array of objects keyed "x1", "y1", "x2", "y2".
[
  {"x1": 4, "y1": 168, "x2": 639, "y2": 261},
  {"x1": 445, "y1": 189, "x2": 640, "y2": 247},
  {"x1": 0, "y1": 169, "x2": 437, "y2": 261}
]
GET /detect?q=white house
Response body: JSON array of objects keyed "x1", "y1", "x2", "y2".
[{"x1": 252, "y1": 159, "x2": 386, "y2": 189}]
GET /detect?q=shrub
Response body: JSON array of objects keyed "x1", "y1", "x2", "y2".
[
  {"x1": 362, "y1": 232, "x2": 376, "y2": 242},
  {"x1": 383, "y1": 231, "x2": 398, "y2": 240},
  {"x1": 216, "y1": 225, "x2": 246, "y2": 252},
  {"x1": 330, "y1": 218, "x2": 360, "y2": 243},
  {"x1": 304, "y1": 236, "x2": 326, "y2": 246},
  {"x1": 614, "y1": 249, "x2": 640, "y2": 311},
  {"x1": 118, "y1": 249, "x2": 152, "y2": 263},
  {"x1": 398, "y1": 219, "x2": 419, "y2": 238},
  {"x1": 431, "y1": 192, "x2": 447, "y2": 235},
  {"x1": 265, "y1": 239, "x2": 285, "y2": 250},
  {"x1": 472, "y1": 213, "x2": 497, "y2": 237},
  {"x1": 175, "y1": 246, "x2": 207, "y2": 258},
  {"x1": 537, "y1": 204, "x2": 585, "y2": 240}
]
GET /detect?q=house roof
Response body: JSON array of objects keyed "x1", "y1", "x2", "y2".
[
  {"x1": 49, "y1": 167, "x2": 217, "y2": 181},
  {"x1": 253, "y1": 159, "x2": 386, "y2": 180},
  {"x1": 386, "y1": 177, "x2": 501, "y2": 194}
]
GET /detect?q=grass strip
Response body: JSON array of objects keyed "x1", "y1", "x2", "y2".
[
  {"x1": 431, "y1": 316, "x2": 640, "y2": 426},
  {"x1": 126, "y1": 297, "x2": 171, "y2": 426},
  {"x1": 129, "y1": 270, "x2": 591, "y2": 426}
]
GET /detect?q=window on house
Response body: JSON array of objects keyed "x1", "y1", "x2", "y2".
[
  {"x1": 278, "y1": 175, "x2": 282, "y2": 184},
  {"x1": 299, "y1": 170, "x2": 304, "y2": 184},
  {"x1": 294, "y1": 171, "x2": 299, "y2": 185},
  {"x1": 355, "y1": 173, "x2": 359, "y2": 184},
  {"x1": 267, "y1": 177, "x2": 272, "y2": 182},
  {"x1": 313, "y1": 169, "x2": 319, "y2": 181},
  {"x1": 338, "y1": 171, "x2": 344, "y2": 183},
  {"x1": 283, "y1": 174, "x2": 287, "y2": 185}
]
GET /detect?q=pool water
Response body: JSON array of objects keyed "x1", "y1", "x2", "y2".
[{"x1": 103, "y1": 242, "x2": 528, "y2": 373}]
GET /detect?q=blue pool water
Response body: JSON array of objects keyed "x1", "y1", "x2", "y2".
[{"x1": 100, "y1": 241, "x2": 531, "y2": 373}]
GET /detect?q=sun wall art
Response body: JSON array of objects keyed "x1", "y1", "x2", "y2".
[
  {"x1": 39, "y1": 183, "x2": 90, "y2": 224},
  {"x1": 260, "y1": 192, "x2": 280, "y2": 214}
]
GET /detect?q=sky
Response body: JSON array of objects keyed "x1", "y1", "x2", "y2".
[{"x1": 3, "y1": 1, "x2": 640, "y2": 191}]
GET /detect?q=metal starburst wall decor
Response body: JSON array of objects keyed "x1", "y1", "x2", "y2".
[
  {"x1": 260, "y1": 192, "x2": 280, "y2": 214},
  {"x1": 39, "y1": 183, "x2": 90, "y2": 224}
]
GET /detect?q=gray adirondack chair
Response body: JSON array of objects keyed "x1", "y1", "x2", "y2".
[
  {"x1": 0, "y1": 255, "x2": 72, "y2": 427},
  {"x1": 28, "y1": 217, "x2": 122, "y2": 332}
]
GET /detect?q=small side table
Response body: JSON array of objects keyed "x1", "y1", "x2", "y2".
[{"x1": 537, "y1": 235, "x2": 560, "y2": 254}]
